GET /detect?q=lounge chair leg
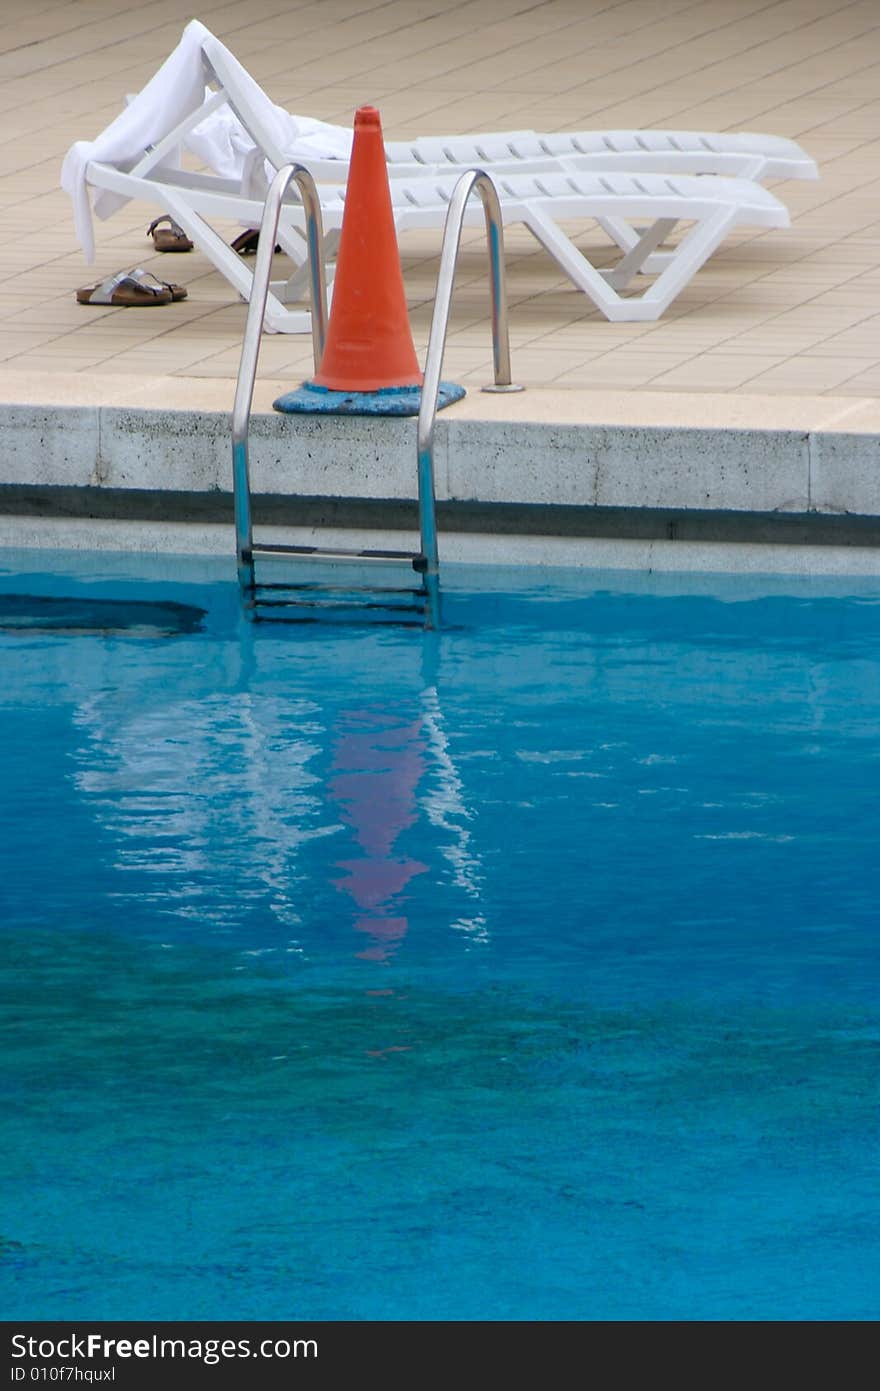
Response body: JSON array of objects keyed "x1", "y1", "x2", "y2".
[
  {"x1": 157, "y1": 192, "x2": 313, "y2": 332},
  {"x1": 523, "y1": 208, "x2": 652, "y2": 320},
  {"x1": 281, "y1": 228, "x2": 340, "y2": 300},
  {"x1": 523, "y1": 205, "x2": 737, "y2": 321},
  {"x1": 595, "y1": 215, "x2": 691, "y2": 277},
  {"x1": 639, "y1": 208, "x2": 738, "y2": 315},
  {"x1": 599, "y1": 218, "x2": 679, "y2": 289},
  {"x1": 595, "y1": 216, "x2": 642, "y2": 257}
]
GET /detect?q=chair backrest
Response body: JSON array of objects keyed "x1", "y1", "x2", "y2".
[
  {"x1": 200, "y1": 33, "x2": 295, "y2": 174},
  {"x1": 100, "y1": 20, "x2": 215, "y2": 174},
  {"x1": 62, "y1": 18, "x2": 218, "y2": 258}
]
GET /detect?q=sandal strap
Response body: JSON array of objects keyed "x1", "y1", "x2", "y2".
[
  {"x1": 85, "y1": 270, "x2": 135, "y2": 305},
  {"x1": 128, "y1": 267, "x2": 171, "y2": 294},
  {"x1": 147, "y1": 214, "x2": 186, "y2": 237}
]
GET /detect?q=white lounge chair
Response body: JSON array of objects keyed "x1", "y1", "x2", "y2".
[
  {"x1": 381, "y1": 128, "x2": 814, "y2": 273},
  {"x1": 184, "y1": 24, "x2": 815, "y2": 274},
  {"x1": 183, "y1": 32, "x2": 816, "y2": 188},
  {"x1": 61, "y1": 20, "x2": 791, "y2": 332},
  {"x1": 322, "y1": 168, "x2": 788, "y2": 323},
  {"x1": 385, "y1": 129, "x2": 818, "y2": 183},
  {"x1": 186, "y1": 92, "x2": 817, "y2": 186}
]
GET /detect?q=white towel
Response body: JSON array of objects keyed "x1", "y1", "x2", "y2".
[
  {"x1": 61, "y1": 18, "x2": 355, "y2": 262},
  {"x1": 61, "y1": 19, "x2": 211, "y2": 262},
  {"x1": 187, "y1": 103, "x2": 352, "y2": 181},
  {"x1": 192, "y1": 28, "x2": 354, "y2": 176}
]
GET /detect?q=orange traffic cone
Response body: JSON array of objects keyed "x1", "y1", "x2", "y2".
[
  {"x1": 274, "y1": 105, "x2": 464, "y2": 416},
  {"x1": 313, "y1": 105, "x2": 421, "y2": 392}
]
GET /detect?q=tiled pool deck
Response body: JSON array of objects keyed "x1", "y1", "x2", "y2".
[{"x1": 2, "y1": 0, "x2": 879, "y2": 567}]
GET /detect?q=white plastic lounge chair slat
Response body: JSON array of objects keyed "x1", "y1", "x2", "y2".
[
  {"x1": 571, "y1": 131, "x2": 815, "y2": 180},
  {"x1": 437, "y1": 137, "x2": 484, "y2": 162},
  {"x1": 536, "y1": 134, "x2": 577, "y2": 155},
  {"x1": 409, "y1": 181, "x2": 451, "y2": 208},
  {"x1": 474, "y1": 134, "x2": 539, "y2": 161},
  {"x1": 386, "y1": 134, "x2": 816, "y2": 183},
  {"x1": 518, "y1": 170, "x2": 581, "y2": 198},
  {"x1": 408, "y1": 136, "x2": 458, "y2": 163},
  {"x1": 570, "y1": 135, "x2": 614, "y2": 155},
  {"x1": 405, "y1": 131, "x2": 535, "y2": 165},
  {"x1": 383, "y1": 138, "x2": 450, "y2": 164},
  {"x1": 638, "y1": 132, "x2": 690, "y2": 152},
  {"x1": 709, "y1": 131, "x2": 819, "y2": 178},
  {"x1": 575, "y1": 170, "x2": 662, "y2": 198},
  {"x1": 597, "y1": 131, "x2": 643, "y2": 152},
  {"x1": 692, "y1": 175, "x2": 786, "y2": 215},
  {"x1": 397, "y1": 128, "x2": 817, "y2": 182},
  {"x1": 383, "y1": 140, "x2": 422, "y2": 162},
  {"x1": 503, "y1": 135, "x2": 549, "y2": 159},
  {"x1": 388, "y1": 168, "x2": 788, "y2": 223}
]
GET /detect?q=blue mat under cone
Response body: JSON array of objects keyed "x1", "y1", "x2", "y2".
[{"x1": 273, "y1": 381, "x2": 466, "y2": 416}]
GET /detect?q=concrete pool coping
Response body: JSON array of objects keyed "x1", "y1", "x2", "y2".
[{"x1": 2, "y1": 370, "x2": 880, "y2": 573}]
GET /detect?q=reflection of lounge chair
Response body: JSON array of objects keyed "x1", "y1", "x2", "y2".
[{"x1": 61, "y1": 19, "x2": 791, "y2": 329}]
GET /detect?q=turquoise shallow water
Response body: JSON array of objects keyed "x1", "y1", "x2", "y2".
[{"x1": 1, "y1": 551, "x2": 879, "y2": 1320}]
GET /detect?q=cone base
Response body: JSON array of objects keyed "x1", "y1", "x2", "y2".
[{"x1": 273, "y1": 381, "x2": 466, "y2": 417}]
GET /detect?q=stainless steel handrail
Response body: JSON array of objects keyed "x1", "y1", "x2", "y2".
[
  {"x1": 232, "y1": 164, "x2": 328, "y2": 598},
  {"x1": 417, "y1": 168, "x2": 522, "y2": 630}
]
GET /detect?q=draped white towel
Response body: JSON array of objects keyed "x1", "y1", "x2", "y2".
[
  {"x1": 61, "y1": 20, "x2": 212, "y2": 262},
  {"x1": 61, "y1": 18, "x2": 354, "y2": 261},
  {"x1": 187, "y1": 100, "x2": 352, "y2": 182}
]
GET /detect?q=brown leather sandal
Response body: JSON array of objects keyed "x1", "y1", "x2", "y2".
[
  {"x1": 231, "y1": 229, "x2": 260, "y2": 254},
  {"x1": 76, "y1": 270, "x2": 173, "y2": 307},
  {"x1": 147, "y1": 215, "x2": 193, "y2": 252},
  {"x1": 128, "y1": 268, "x2": 188, "y2": 301},
  {"x1": 231, "y1": 229, "x2": 281, "y2": 254}
]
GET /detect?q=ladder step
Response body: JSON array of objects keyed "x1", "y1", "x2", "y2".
[
  {"x1": 253, "y1": 613, "x2": 425, "y2": 629},
  {"x1": 254, "y1": 597, "x2": 423, "y2": 613},
  {"x1": 254, "y1": 581, "x2": 425, "y2": 596},
  {"x1": 252, "y1": 543, "x2": 426, "y2": 570}
]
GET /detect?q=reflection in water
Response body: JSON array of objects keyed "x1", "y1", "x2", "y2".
[
  {"x1": 420, "y1": 685, "x2": 487, "y2": 944},
  {"x1": 329, "y1": 707, "x2": 428, "y2": 961},
  {"x1": 71, "y1": 690, "x2": 338, "y2": 942},
  {"x1": 327, "y1": 685, "x2": 488, "y2": 959},
  {"x1": 69, "y1": 674, "x2": 488, "y2": 961}
]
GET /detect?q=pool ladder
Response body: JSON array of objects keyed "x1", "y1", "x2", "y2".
[{"x1": 231, "y1": 163, "x2": 521, "y2": 629}]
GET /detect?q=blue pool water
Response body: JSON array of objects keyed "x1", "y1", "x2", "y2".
[{"x1": 2, "y1": 549, "x2": 879, "y2": 1321}]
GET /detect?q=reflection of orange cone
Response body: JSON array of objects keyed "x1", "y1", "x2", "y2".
[{"x1": 313, "y1": 106, "x2": 422, "y2": 392}]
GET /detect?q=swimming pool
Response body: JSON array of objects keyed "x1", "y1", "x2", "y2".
[{"x1": 2, "y1": 548, "x2": 879, "y2": 1321}]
